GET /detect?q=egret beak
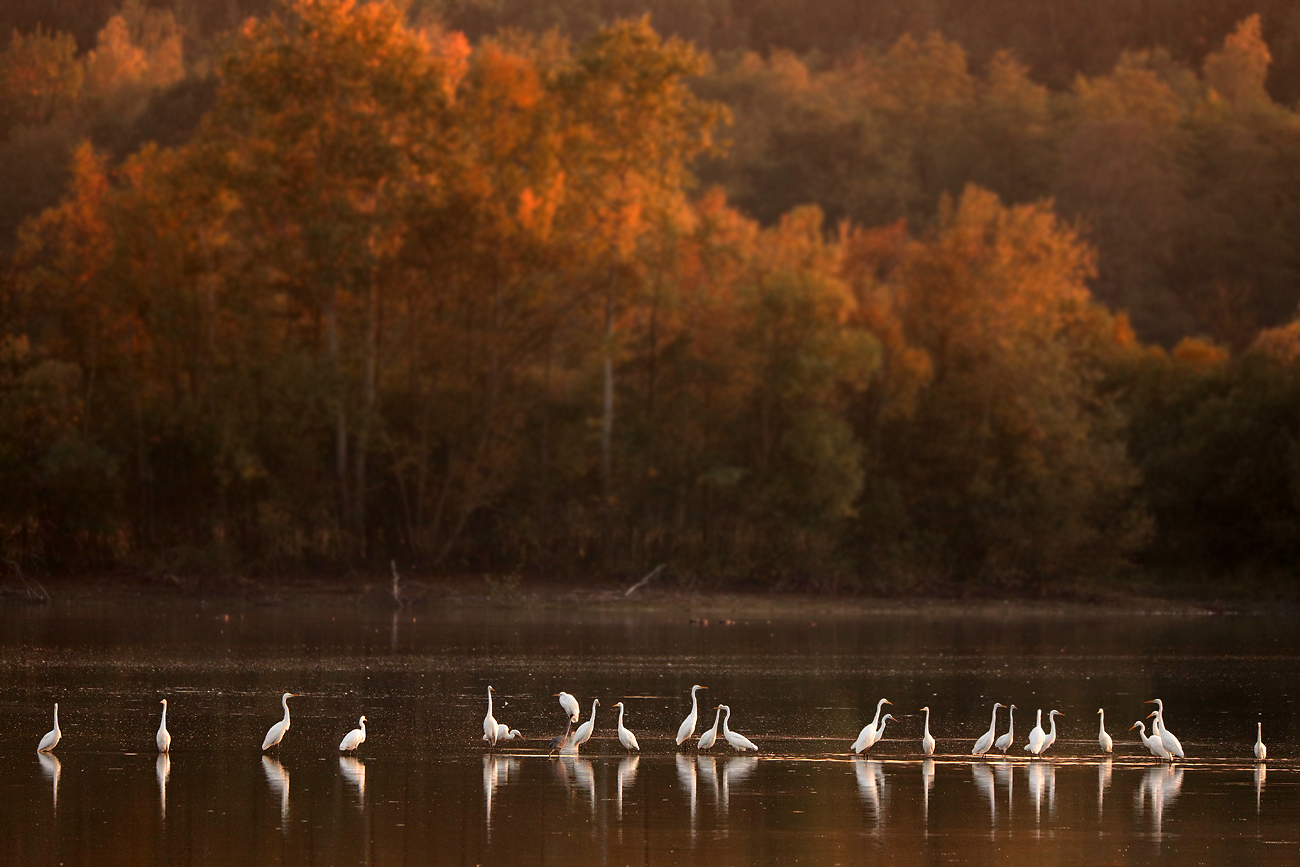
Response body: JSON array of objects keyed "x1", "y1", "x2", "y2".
[
  {"x1": 1147, "y1": 711, "x2": 1157, "y2": 719},
  {"x1": 1129, "y1": 723, "x2": 1140, "y2": 731}
]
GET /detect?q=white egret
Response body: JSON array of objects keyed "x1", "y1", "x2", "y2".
[
  {"x1": 483, "y1": 686, "x2": 499, "y2": 746},
  {"x1": 572, "y1": 698, "x2": 599, "y2": 748},
  {"x1": 851, "y1": 698, "x2": 892, "y2": 753},
  {"x1": 698, "y1": 706, "x2": 723, "y2": 750},
  {"x1": 676, "y1": 685, "x2": 708, "y2": 745},
  {"x1": 1145, "y1": 699, "x2": 1185, "y2": 759},
  {"x1": 156, "y1": 699, "x2": 171, "y2": 753},
  {"x1": 1254, "y1": 722, "x2": 1266, "y2": 761},
  {"x1": 972, "y1": 702, "x2": 1004, "y2": 756},
  {"x1": 1024, "y1": 708, "x2": 1044, "y2": 754},
  {"x1": 262, "y1": 692, "x2": 298, "y2": 751},
  {"x1": 38, "y1": 703, "x2": 60, "y2": 753},
  {"x1": 1131, "y1": 720, "x2": 1170, "y2": 761},
  {"x1": 489, "y1": 725, "x2": 522, "y2": 742},
  {"x1": 995, "y1": 704, "x2": 1016, "y2": 754},
  {"x1": 720, "y1": 705, "x2": 758, "y2": 752},
  {"x1": 614, "y1": 702, "x2": 640, "y2": 752},
  {"x1": 1028, "y1": 709, "x2": 1062, "y2": 756},
  {"x1": 339, "y1": 715, "x2": 367, "y2": 752},
  {"x1": 920, "y1": 706, "x2": 936, "y2": 756},
  {"x1": 555, "y1": 692, "x2": 580, "y2": 723},
  {"x1": 1097, "y1": 708, "x2": 1112, "y2": 754}
]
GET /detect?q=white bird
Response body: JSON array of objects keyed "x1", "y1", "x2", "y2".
[
  {"x1": 1024, "y1": 708, "x2": 1044, "y2": 754},
  {"x1": 972, "y1": 702, "x2": 1004, "y2": 756},
  {"x1": 851, "y1": 698, "x2": 892, "y2": 753},
  {"x1": 262, "y1": 692, "x2": 298, "y2": 751},
  {"x1": 339, "y1": 715, "x2": 367, "y2": 752},
  {"x1": 1254, "y1": 722, "x2": 1266, "y2": 761},
  {"x1": 720, "y1": 705, "x2": 758, "y2": 752},
  {"x1": 572, "y1": 698, "x2": 599, "y2": 748},
  {"x1": 920, "y1": 706, "x2": 936, "y2": 756},
  {"x1": 1028, "y1": 709, "x2": 1062, "y2": 756},
  {"x1": 698, "y1": 706, "x2": 723, "y2": 750},
  {"x1": 1131, "y1": 719, "x2": 1170, "y2": 761},
  {"x1": 555, "y1": 692, "x2": 580, "y2": 723},
  {"x1": 614, "y1": 702, "x2": 639, "y2": 752},
  {"x1": 38, "y1": 703, "x2": 61, "y2": 753},
  {"x1": 156, "y1": 699, "x2": 171, "y2": 753},
  {"x1": 676, "y1": 685, "x2": 708, "y2": 745},
  {"x1": 1145, "y1": 699, "x2": 1185, "y2": 759},
  {"x1": 1097, "y1": 708, "x2": 1112, "y2": 754},
  {"x1": 865, "y1": 713, "x2": 897, "y2": 754},
  {"x1": 483, "y1": 686, "x2": 499, "y2": 746},
  {"x1": 487, "y1": 725, "x2": 522, "y2": 742},
  {"x1": 995, "y1": 704, "x2": 1016, "y2": 754}
]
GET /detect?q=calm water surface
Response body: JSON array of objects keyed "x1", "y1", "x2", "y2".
[{"x1": 2, "y1": 597, "x2": 1298, "y2": 865}]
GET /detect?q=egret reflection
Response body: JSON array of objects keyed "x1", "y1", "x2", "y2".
[
  {"x1": 855, "y1": 757, "x2": 887, "y2": 827},
  {"x1": 971, "y1": 762, "x2": 995, "y2": 831},
  {"x1": 261, "y1": 756, "x2": 290, "y2": 825},
  {"x1": 1025, "y1": 759, "x2": 1055, "y2": 827},
  {"x1": 675, "y1": 754, "x2": 697, "y2": 835},
  {"x1": 1098, "y1": 757, "x2": 1112, "y2": 816},
  {"x1": 1254, "y1": 762, "x2": 1266, "y2": 813},
  {"x1": 38, "y1": 751, "x2": 60, "y2": 813},
  {"x1": 921, "y1": 758, "x2": 935, "y2": 825},
  {"x1": 1135, "y1": 764, "x2": 1183, "y2": 838},
  {"x1": 722, "y1": 755, "x2": 757, "y2": 815},
  {"x1": 156, "y1": 752, "x2": 170, "y2": 819},
  {"x1": 616, "y1": 754, "x2": 640, "y2": 821},
  {"x1": 340, "y1": 755, "x2": 366, "y2": 801}
]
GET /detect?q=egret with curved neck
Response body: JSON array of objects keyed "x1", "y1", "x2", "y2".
[
  {"x1": 38, "y1": 703, "x2": 60, "y2": 753},
  {"x1": 262, "y1": 693, "x2": 298, "y2": 751},
  {"x1": 483, "y1": 686, "x2": 499, "y2": 746},
  {"x1": 920, "y1": 706, "x2": 936, "y2": 756},
  {"x1": 157, "y1": 699, "x2": 171, "y2": 753},
  {"x1": 852, "y1": 698, "x2": 892, "y2": 753},
  {"x1": 972, "y1": 702, "x2": 1004, "y2": 756},
  {"x1": 1097, "y1": 708, "x2": 1112, "y2": 754},
  {"x1": 676, "y1": 685, "x2": 708, "y2": 745},
  {"x1": 995, "y1": 704, "x2": 1016, "y2": 754},
  {"x1": 720, "y1": 705, "x2": 758, "y2": 752}
]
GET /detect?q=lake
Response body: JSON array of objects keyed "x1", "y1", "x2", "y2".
[{"x1": 1, "y1": 593, "x2": 1297, "y2": 865}]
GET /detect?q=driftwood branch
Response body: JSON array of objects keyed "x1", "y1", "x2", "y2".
[
  {"x1": 2, "y1": 557, "x2": 49, "y2": 603},
  {"x1": 624, "y1": 563, "x2": 666, "y2": 597},
  {"x1": 390, "y1": 560, "x2": 405, "y2": 607}
]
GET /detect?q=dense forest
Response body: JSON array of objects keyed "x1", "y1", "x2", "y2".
[{"x1": 4, "y1": 0, "x2": 1300, "y2": 595}]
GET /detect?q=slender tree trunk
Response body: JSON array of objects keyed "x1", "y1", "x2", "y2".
[
  {"x1": 354, "y1": 264, "x2": 380, "y2": 552},
  {"x1": 325, "y1": 287, "x2": 349, "y2": 531}
]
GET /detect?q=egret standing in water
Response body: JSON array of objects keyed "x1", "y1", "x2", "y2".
[
  {"x1": 555, "y1": 692, "x2": 580, "y2": 722},
  {"x1": 1097, "y1": 708, "x2": 1113, "y2": 754},
  {"x1": 572, "y1": 699, "x2": 599, "y2": 748},
  {"x1": 858, "y1": 713, "x2": 896, "y2": 755},
  {"x1": 1131, "y1": 720, "x2": 1170, "y2": 761},
  {"x1": 262, "y1": 692, "x2": 298, "y2": 751},
  {"x1": 676, "y1": 685, "x2": 708, "y2": 745},
  {"x1": 1030, "y1": 709, "x2": 1062, "y2": 756},
  {"x1": 851, "y1": 698, "x2": 892, "y2": 754},
  {"x1": 1254, "y1": 722, "x2": 1267, "y2": 761},
  {"x1": 339, "y1": 715, "x2": 367, "y2": 752},
  {"x1": 1024, "y1": 709, "x2": 1044, "y2": 754},
  {"x1": 1145, "y1": 699, "x2": 1185, "y2": 759},
  {"x1": 38, "y1": 703, "x2": 60, "y2": 753},
  {"x1": 720, "y1": 705, "x2": 758, "y2": 752},
  {"x1": 483, "y1": 686, "x2": 499, "y2": 746},
  {"x1": 698, "y1": 706, "x2": 723, "y2": 750},
  {"x1": 613, "y1": 702, "x2": 640, "y2": 752},
  {"x1": 486, "y1": 724, "x2": 522, "y2": 742},
  {"x1": 156, "y1": 699, "x2": 171, "y2": 753},
  {"x1": 995, "y1": 704, "x2": 1017, "y2": 754},
  {"x1": 972, "y1": 702, "x2": 1004, "y2": 756},
  {"x1": 920, "y1": 707, "x2": 936, "y2": 756}
]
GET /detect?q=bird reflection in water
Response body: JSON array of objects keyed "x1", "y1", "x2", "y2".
[
  {"x1": 970, "y1": 762, "x2": 995, "y2": 833},
  {"x1": 340, "y1": 755, "x2": 366, "y2": 802},
  {"x1": 553, "y1": 755, "x2": 594, "y2": 816},
  {"x1": 675, "y1": 754, "x2": 698, "y2": 840},
  {"x1": 616, "y1": 755, "x2": 640, "y2": 823},
  {"x1": 1025, "y1": 760, "x2": 1056, "y2": 829},
  {"x1": 921, "y1": 758, "x2": 935, "y2": 827},
  {"x1": 1254, "y1": 762, "x2": 1266, "y2": 814},
  {"x1": 992, "y1": 760, "x2": 1013, "y2": 822},
  {"x1": 261, "y1": 756, "x2": 290, "y2": 826},
  {"x1": 1098, "y1": 757, "x2": 1113, "y2": 817},
  {"x1": 1134, "y1": 764, "x2": 1183, "y2": 839},
  {"x1": 854, "y1": 758, "x2": 888, "y2": 829},
  {"x1": 696, "y1": 756, "x2": 719, "y2": 814},
  {"x1": 722, "y1": 755, "x2": 757, "y2": 817},
  {"x1": 156, "y1": 753, "x2": 170, "y2": 820},
  {"x1": 483, "y1": 754, "x2": 518, "y2": 840},
  {"x1": 38, "y1": 752, "x2": 61, "y2": 814}
]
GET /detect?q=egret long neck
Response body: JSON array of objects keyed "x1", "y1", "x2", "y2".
[{"x1": 281, "y1": 695, "x2": 291, "y2": 728}]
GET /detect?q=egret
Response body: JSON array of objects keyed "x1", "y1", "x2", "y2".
[
  {"x1": 487, "y1": 725, "x2": 522, "y2": 742},
  {"x1": 859, "y1": 713, "x2": 896, "y2": 755},
  {"x1": 720, "y1": 705, "x2": 758, "y2": 752},
  {"x1": 614, "y1": 702, "x2": 640, "y2": 752},
  {"x1": 995, "y1": 704, "x2": 1016, "y2": 754},
  {"x1": 1254, "y1": 722, "x2": 1266, "y2": 761},
  {"x1": 1024, "y1": 709, "x2": 1044, "y2": 754},
  {"x1": 483, "y1": 686, "x2": 499, "y2": 746},
  {"x1": 1145, "y1": 699, "x2": 1185, "y2": 759},
  {"x1": 1028, "y1": 710, "x2": 1062, "y2": 756},
  {"x1": 920, "y1": 706, "x2": 936, "y2": 756},
  {"x1": 339, "y1": 715, "x2": 367, "y2": 752},
  {"x1": 156, "y1": 699, "x2": 171, "y2": 753},
  {"x1": 851, "y1": 698, "x2": 892, "y2": 753},
  {"x1": 572, "y1": 698, "x2": 599, "y2": 748},
  {"x1": 38, "y1": 703, "x2": 60, "y2": 753},
  {"x1": 676, "y1": 685, "x2": 708, "y2": 745},
  {"x1": 1097, "y1": 708, "x2": 1113, "y2": 754},
  {"x1": 555, "y1": 692, "x2": 580, "y2": 723},
  {"x1": 1131, "y1": 719, "x2": 1170, "y2": 761},
  {"x1": 972, "y1": 702, "x2": 1004, "y2": 756},
  {"x1": 698, "y1": 706, "x2": 723, "y2": 750},
  {"x1": 262, "y1": 692, "x2": 298, "y2": 751}
]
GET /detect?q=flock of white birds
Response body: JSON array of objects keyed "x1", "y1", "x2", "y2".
[{"x1": 32, "y1": 686, "x2": 1269, "y2": 762}]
